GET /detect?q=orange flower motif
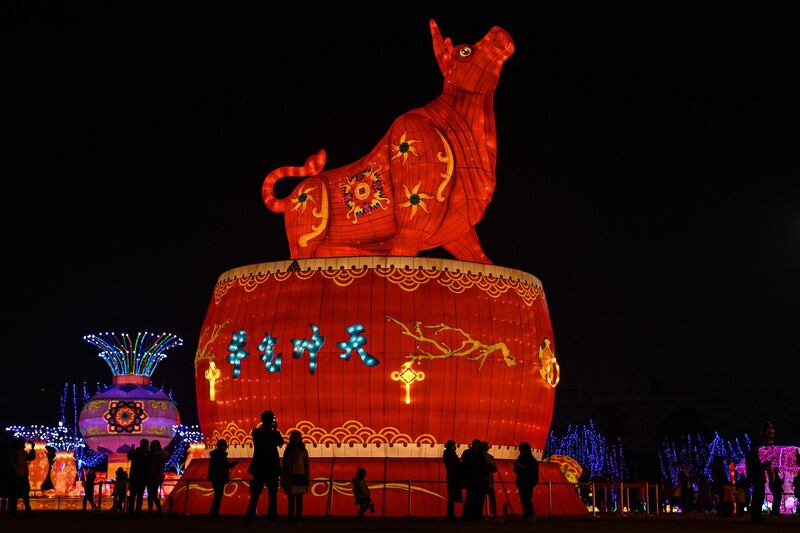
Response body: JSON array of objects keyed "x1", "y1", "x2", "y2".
[
  {"x1": 391, "y1": 131, "x2": 421, "y2": 165},
  {"x1": 290, "y1": 186, "x2": 317, "y2": 212},
  {"x1": 399, "y1": 181, "x2": 432, "y2": 219}
]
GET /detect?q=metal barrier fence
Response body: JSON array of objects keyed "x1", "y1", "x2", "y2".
[
  {"x1": 161, "y1": 478, "x2": 664, "y2": 517},
  {"x1": 11, "y1": 480, "x2": 796, "y2": 516}
]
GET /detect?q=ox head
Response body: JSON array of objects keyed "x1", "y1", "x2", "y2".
[{"x1": 430, "y1": 19, "x2": 514, "y2": 94}]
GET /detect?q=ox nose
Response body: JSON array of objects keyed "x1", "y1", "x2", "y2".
[{"x1": 489, "y1": 26, "x2": 514, "y2": 52}]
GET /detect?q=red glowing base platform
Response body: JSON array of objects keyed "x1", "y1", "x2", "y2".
[{"x1": 167, "y1": 457, "x2": 586, "y2": 517}]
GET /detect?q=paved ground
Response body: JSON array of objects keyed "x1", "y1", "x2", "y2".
[{"x1": 1, "y1": 512, "x2": 798, "y2": 533}]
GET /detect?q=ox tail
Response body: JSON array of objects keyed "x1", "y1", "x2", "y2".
[{"x1": 261, "y1": 149, "x2": 327, "y2": 213}]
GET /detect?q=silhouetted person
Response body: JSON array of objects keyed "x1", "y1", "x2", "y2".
[
  {"x1": 442, "y1": 440, "x2": 462, "y2": 520},
  {"x1": 147, "y1": 440, "x2": 169, "y2": 514},
  {"x1": 208, "y1": 439, "x2": 238, "y2": 518},
  {"x1": 709, "y1": 457, "x2": 726, "y2": 516},
  {"x1": 8, "y1": 438, "x2": 34, "y2": 518},
  {"x1": 82, "y1": 468, "x2": 97, "y2": 511},
  {"x1": 245, "y1": 410, "x2": 284, "y2": 525},
  {"x1": 112, "y1": 467, "x2": 128, "y2": 511},
  {"x1": 794, "y1": 467, "x2": 800, "y2": 518},
  {"x1": 734, "y1": 474, "x2": 748, "y2": 517},
  {"x1": 745, "y1": 444, "x2": 766, "y2": 521},
  {"x1": 482, "y1": 441, "x2": 498, "y2": 519},
  {"x1": 678, "y1": 464, "x2": 694, "y2": 511},
  {"x1": 514, "y1": 442, "x2": 539, "y2": 521},
  {"x1": 769, "y1": 466, "x2": 783, "y2": 515},
  {"x1": 352, "y1": 467, "x2": 374, "y2": 519},
  {"x1": 282, "y1": 431, "x2": 310, "y2": 524},
  {"x1": 461, "y1": 439, "x2": 488, "y2": 520},
  {"x1": 127, "y1": 438, "x2": 151, "y2": 516}
]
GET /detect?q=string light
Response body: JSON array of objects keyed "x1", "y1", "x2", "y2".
[
  {"x1": 658, "y1": 432, "x2": 751, "y2": 484},
  {"x1": 83, "y1": 331, "x2": 183, "y2": 376},
  {"x1": 545, "y1": 420, "x2": 626, "y2": 481},
  {"x1": 165, "y1": 424, "x2": 205, "y2": 473},
  {"x1": 6, "y1": 425, "x2": 62, "y2": 443}
]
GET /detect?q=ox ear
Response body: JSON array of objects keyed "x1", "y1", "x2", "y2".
[{"x1": 430, "y1": 19, "x2": 453, "y2": 75}]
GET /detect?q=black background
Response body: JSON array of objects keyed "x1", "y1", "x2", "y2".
[{"x1": 3, "y1": 5, "x2": 798, "y2": 445}]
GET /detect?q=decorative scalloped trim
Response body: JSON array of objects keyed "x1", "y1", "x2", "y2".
[{"x1": 212, "y1": 258, "x2": 543, "y2": 306}]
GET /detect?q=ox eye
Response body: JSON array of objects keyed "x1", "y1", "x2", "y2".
[{"x1": 458, "y1": 47, "x2": 472, "y2": 57}]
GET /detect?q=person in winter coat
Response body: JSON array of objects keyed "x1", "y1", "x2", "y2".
[
  {"x1": 127, "y1": 439, "x2": 151, "y2": 516},
  {"x1": 147, "y1": 440, "x2": 169, "y2": 514},
  {"x1": 461, "y1": 439, "x2": 489, "y2": 520},
  {"x1": 8, "y1": 438, "x2": 35, "y2": 518},
  {"x1": 245, "y1": 410, "x2": 285, "y2": 525},
  {"x1": 112, "y1": 467, "x2": 128, "y2": 511},
  {"x1": 282, "y1": 431, "x2": 310, "y2": 524},
  {"x1": 768, "y1": 466, "x2": 783, "y2": 515},
  {"x1": 514, "y1": 442, "x2": 539, "y2": 521},
  {"x1": 352, "y1": 467, "x2": 375, "y2": 519},
  {"x1": 482, "y1": 441, "x2": 498, "y2": 519},
  {"x1": 208, "y1": 439, "x2": 239, "y2": 518},
  {"x1": 82, "y1": 468, "x2": 97, "y2": 511},
  {"x1": 442, "y1": 440, "x2": 463, "y2": 520}
]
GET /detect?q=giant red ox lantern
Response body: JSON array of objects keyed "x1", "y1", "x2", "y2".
[
  {"x1": 183, "y1": 20, "x2": 583, "y2": 517},
  {"x1": 262, "y1": 20, "x2": 513, "y2": 263}
]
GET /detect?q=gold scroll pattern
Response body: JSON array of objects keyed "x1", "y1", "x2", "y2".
[
  {"x1": 310, "y1": 478, "x2": 445, "y2": 500},
  {"x1": 169, "y1": 478, "x2": 443, "y2": 501},
  {"x1": 434, "y1": 128, "x2": 453, "y2": 202},
  {"x1": 298, "y1": 182, "x2": 329, "y2": 248},
  {"x1": 214, "y1": 267, "x2": 540, "y2": 306},
  {"x1": 386, "y1": 315, "x2": 518, "y2": 371},
  {"x1": 210, "y1": 419, "x2": 436, "y2": 447},
  {"x1": 194, "y1": 320, "x2": 230, "y2": 370}
]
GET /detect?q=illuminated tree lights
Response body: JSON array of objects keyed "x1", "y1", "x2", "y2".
[
  {"x1": 83, "y1": 331, "x2": 183, "y2": 376},
  {"x1": 49, "y1": 423, "x2": 85, "y2": 452},
  {"x1": 165, "y1": 424, "x2": 204, "y2": 473},
  {"x1": 658, "y1": 432, "x2": 751, "y2": 485},
  {"x1": 545, "y1": 420, "x2": 626, "y2": 482},
  {"x1": 6, "y1": 423, "x2": 84, "y2": 452},
  {"x1": 6, "y1": 424, "x2": 63, "y2": 443}
]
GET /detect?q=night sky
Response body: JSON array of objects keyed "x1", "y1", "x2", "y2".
[{"x1": 4, "y1": 7, "x2": 798, "y2": 444}]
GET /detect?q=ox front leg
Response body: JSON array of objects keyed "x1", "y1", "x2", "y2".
[
  {"x1": 443, "y1": 228, "x2": 492, "y2": 264},
  {"x1": 389, "y1": 228, "x2": 425, "y2": 257}
]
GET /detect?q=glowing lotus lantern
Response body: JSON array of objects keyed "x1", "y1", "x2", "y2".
[
  {"x1": 28, "y1": 445, "x2": 50, "y2": 491},
  {"x1": 78, "y1": 332, "x2": 182, "y2": 461},
  {"x1": 48, "y1": 423, "x2": 84, "y2": 495},
  {"x1": 51, "y1": 451, "x2": 78, "y2": 495}
]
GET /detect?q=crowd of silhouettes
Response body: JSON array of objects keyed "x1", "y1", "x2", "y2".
[
  {"x1": 5, "y1": 415, "x2": 799, "y2": 522},
  {"x1": 440, "y1": 438, "x2": 538, "y2": 521},
  {"x1": 126, "y1": 438, "x2": 168, "y2": 516}
]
